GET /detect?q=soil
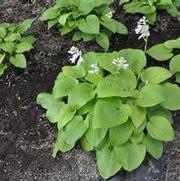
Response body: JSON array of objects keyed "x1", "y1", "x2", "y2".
[{"x1": 0, "y1": 1, "x2": 179, "y2": 181}]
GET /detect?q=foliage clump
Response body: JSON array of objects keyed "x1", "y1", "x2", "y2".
[
  {"x1": 41, "y1": 0, "x2": 128, "y2": 50},
  {"x1": 37, "y1": 47, "x2": 180, "y2": 179},
  {"x1": 0, "y1": 19, "x2": 36, "y2": 76}
]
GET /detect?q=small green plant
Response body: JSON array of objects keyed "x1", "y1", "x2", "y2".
[
  {"x1": 41, "y1": 0, "x2": 128, "y2": 50},
  {"x1": 147, "y1": 36, "x2": 180, "y2": 83},
  {"x1": 37, "y1": 47, "x2": 180, "y2": 179},
  {"x1": 120, "y1": 0, "x2": 180, "y2": 24},
  {"x1": 0, "y1": 19, "x2": 36, "y2": 76}
]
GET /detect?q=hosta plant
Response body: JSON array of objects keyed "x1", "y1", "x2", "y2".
[
  {"x1": 147, "y1": 36, "x2": 180, "y2": 84},
  {"x1": 120, "y1": 0, "x2": 180, "y2": 24},
  {"x1": 0, "y1": 19, "x2": 36, "y2": 76},
  {"x1": 41, "y1": 0, "x2": 128, "y2": 50},
  {"x1": 37, "y1": 48, "x2": 180, "y2": 179}
]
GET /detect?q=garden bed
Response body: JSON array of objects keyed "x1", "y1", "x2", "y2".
[{"x1": 0, "y1": 0, "x2": 180, "y2": 180}]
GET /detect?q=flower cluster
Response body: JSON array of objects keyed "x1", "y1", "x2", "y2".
[
  {"x1": 135, "y1": 16, "x2": 150, "y2": 41},
  {"x1": 68, "y1": 46, "x2": 82, "y2": 64},
  {"x1": 105, "y1": 11, "x2": 113, "y2": 18},
  {"x1": 112, "y1": 57, "x2": 129, "y2": 70},
  {"x1": 88, "y1": 63, "x2": 100, "y2": 74}
]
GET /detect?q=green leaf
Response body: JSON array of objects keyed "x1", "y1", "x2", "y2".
[
  {"x1": 58, "y1": 105, "x2": 76, "y2": 129},
  {"x1": 0, "y1": 63, "x2": 7, "y2": 76},
  {"x1": 41, "y1": 7, "x2": 59, "y2": 20},
  {"x1": 141, "y1": 67, "x2": 172, "y2": 84},
  {"x1": 0, "y1": 42, "x2": 14, "y2": 54},
  {"x1": 137, "y1": 84, "x2": 164, "y2": 107},
  {"x1": 115, "y1": 142, "x2": 146, "y2": 171},
  {"x1": 118, "y1": 49, "x2": 147, "y2": 75},
  {"x1": 62, "y1": 65, "x2": 86, "y2": 78},
  {"x1": 85, "y1": 73, "x2": 103, "y2": 85},
  {"x1": 78, "y1": 15, "x2": 100, "y2": 35},
  {"x1": 15, "y1": 42, "x2": 33, "y2": 53},
  {"x1": 36, "y1": 93, "x2": 65, "y2": 123},
  {"x1": 53, "y1": 133, "x2": 75, "y2": 157},
  {"x1": 80, "y1": 135, "x2": 94, "y2": 152},
  {"x1": 96, "y1": 33, "x2": 109, "y2": 50},
  {"x1": 68, "y1": 83, "x2": 95, "y2": 109},
  {"x1": 130, "y1": 105, "x2": 146, "y2": 128},
  {"x1": 176, "y1": 72, "x2": 180, "y2": 83},
  {"x1": 20, "y1": 36, "x2": 36, "y2": 44},
  {"x1": 15, "y1": 19, "x2": 34, "y2": 33},
  {"x1": 147, "y1": 115, "x2": 174, "y2": 141},
  {"x1": 93, "y1": 98, "x2": 132, "y2": 128},
  {"x1": 52, "y1": 74, "x2": 78, "y2": 98},
  {"x1": 0, "y1": 27, "x2": 6, "y2": 38},
  {"x1": 130, "y1": 132, "x2": 144, "y2": 144},
  {"x1": 96, "y1": 147, "x2": 122, "y2": 179},
  {"x1": 97, "y1": 70, "x2": 137, "y2": 98},
  {"x1": 161, "y1": 83, "x2": 180, "y2": 111},
  {"x1": 109, "y1": 120, "x2": 133, "y2": 146},
  {"x1": 142, "y1": 135, "x2": 163, "y2": 159},
  {"x1": 85, "y1": 114, "x2": 108, "y2": 147},
  {"x1": 79, "y1": 0, "x2": 96, "y2": 15},
  {"x1": 4, "y1": 33, "x2": 21, "y2": 42},
  {"x1": 147, "y1": 44, "x2": 173, "y2": 61},
  {"x1": 169, "y1": 54, "x2": 180, "y2": 74},
  {"x1": 10, "y1": 54, "x2": 27, "y2": 68},
  {"x1": 61, "y1": 115, "x2": 89, "y2": 144},
  {"x1": 164, "y1": 39, "x2": 180, "y2": 49},
  {"x1": 0, "y1": 54, "x2": 5, "y2": 64},
  {"x1": 59, "y1": 13, "x2": 71, "y2": 26}
]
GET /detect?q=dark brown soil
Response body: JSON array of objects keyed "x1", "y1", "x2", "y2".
[{"x1": 0, "y1": 1, "x2": 179, "y2": 181}]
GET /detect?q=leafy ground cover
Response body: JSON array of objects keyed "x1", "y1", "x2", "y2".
[{"x1": 0, "y1": 0, "x2": 180, "y2": 181}]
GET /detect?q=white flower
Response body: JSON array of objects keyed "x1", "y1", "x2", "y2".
[
  {"x1": 68, "y1": 46, "x2": 82, "y2": 64},
  {"x1": 112, "y1": 57, "x2": 129, "y2": 70},
  {"x1": 135, "y1": 16, "x2": 150, "y2": 41},
  {"x1": 88, "y1": 63, "x2": 99, "y2": 74},
  {"x1": 105, "y1": 11, "x2": 113, "y2": 18}
]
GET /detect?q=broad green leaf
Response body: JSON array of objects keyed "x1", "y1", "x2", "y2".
[
  {"x1": 72, "y1": 31, "x2": 83, "y2": 41},
  {"x1": 80, "y1": 135, "x2": 94, "y2": 152},
  {"x1": 118, "y1": 49, "x2": 147, "y2": 75},
  {"x1": 96, "y1": 33, "x2": 109, "y2": 50},
  {"x1": 10, "y1": 54, "x2": 27, "y2": 68},
  {"x1": 61, "y1": 22, "x2": 75, "y2": 35},
  {"x1": 78, "y1": 15, "x2": 100, "y2": 35},
  {"x1": 58, "y1": 105, "x2": 76, "y2": 129},
  {"x1": 133, "y1": 119, "x2": 147, "y2": 135},
  {"x1": 147, "y1": 115, "x2": 174, "y2": 141},
  {"x1": 93, "y1": 98, "x2": 132, "y2": 128},
  {"x1": 20, "y1": 36, "x2": 36, "y2": 44},
  {"x1": 130, "y1": 132, "x2": 144, "y2": 144},
  {"x1": 161, "y1": 83, "x2": 180, "y2": 110},
  {"x1": 130, "y1": 105, "x2": 146, "y2": 128},
  {"x1": 95, "y1": 134, "x2": 110, "y2": 151},
  {"x1": 15, "y1": 42, "x2": 33, "y2": 53},
  {"x1": 48, "y1": 18, "x2": 59, "y2": 29},
  {"x1": 169, "y1": 54, "x2": 180, "y2": 74},
  {"x1": 61, "y1": 115, "x2": 89, "y2": 144},
  {"x1": 59, "y1": 13, "x2": 71, "y2": 26},
  {"x1": 0, "y1": 27, "x2": 6, "y2": 38},
  {"x1": 52, "y1": 74, "x2": 78, "y2": 98},
  {"x1": 96, "y1": 147, "x2": 122, "y2": 179},
  {"x1": 78, "y1": 99, "x2": 96, "y2": 115},
  {"x1": 141, "y1": 67, "x2": 172, "y2": 84},
  {"x1": 147, "y1": 44, "x2": 173, "y2": 61},
  {"x1": 164, "y1": 39, "x2": 180, "y2": 49},
  {"x1": 62, "y1": 65, "x2": 86, "y2": 78},
  {"x1": 115, "y1": 142, "x2": 146, "y2": 171},
  {"x1": 85, "y1": 114, "x2": 108, "y2": 147},
  {"x1": 85, "y1": 73, "x2": 103, "y2": 85},
  {"x1": 0, "y1": 54, "x2": 5, "y2": 64},
  {"x1": 0, "y1": 42, "x2": 14, "y2": 54},
  {"x1": 79, "y1": 0, "x2": 96, "y2": 15},
  {"x1": 4, "y1": 33, "x2": 21, "y2": 42},
  {"x1": 37, "y1": 93, "x2": 65, "y2": 123},
  {"x1": 137, "y1": 84, "x2": 164, "y2": 107},
  {"x1": 68, "y1": 83, "x2": 95, "y2": 109},
  {"x1": 15, "y1": 19, "x2": 34, "y2": 33},
  {"x1": 97, "y1": 70, "x2": 137, "y2": 98},
  {"x1": 142, "y1": 135, "x2": 163, "y2": 159},
  {"x1": 109, "y1": 120, "x2": 133, "y2": 146},
  {"x1": 41, "y1": 7, "x2": 59, "y2": 20},
  {"x1": 0, "y1": 63, "x2": 7, "y2": 76},
  {"x1": 53, "y1": 133, "x2": 75, "y2": 157}
]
